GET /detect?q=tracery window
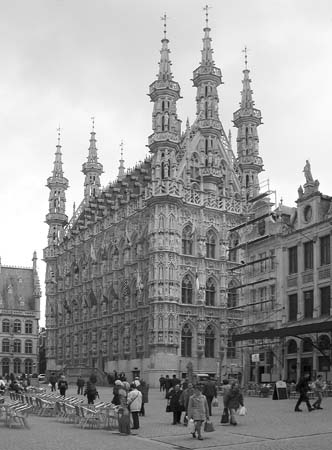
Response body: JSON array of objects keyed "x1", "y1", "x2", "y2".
[
  {"x1": 206, "y1": 278, "x2": 216, "y2": 306},
  {"x1": 206, "y1": 230, "x2": 216, "y2": 259},
  {"x1": 182, "y1": 225, "x2": 193, "y2": 255},
  {"x1": 181, "y1": 323, "x2": 192, "y2": 357},
  {"x1": 181, "y1": 275, "x2": 193, "y2": 304},
  {"x1": 205, "y1": 325, "x2": 215, "y2": 358}
]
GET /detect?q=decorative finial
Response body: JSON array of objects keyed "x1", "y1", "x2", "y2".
[
  {"x1": 57, "y1": 125, "x2": 61, "y2": 145},
  {"x1": 91, "y1": 116, "x2": 95, "y2": 131},
  {"x1": 242, "y1": 46, "x2": 249, "y2": 69},
  {"x1": 120, "y1": 140, "x2": 124, "y2": 159},
  {"x1": 203, "y1": 4, "x2": 211, "y2": 27},
  {"x1": 161, "y1": 12, "x2": 168, "y2": 39}
]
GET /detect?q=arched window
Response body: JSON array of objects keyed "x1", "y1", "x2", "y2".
[
  {"x1": 14, "y1": 320, "x2": 21, "y2": 333},
  {"x1": 14, "y1": 340, "x2": 21, "y2": 353},
  {"x1": 25, "y1": 320, "x2": 33, "y2": 334},
  {"x1": 206, "y1": 230, "x2": 216, "y2": 259},
  {"x1": 227, "y1": 339, "x2": 236, "y2": 358},
  {"x1": 181, "y1": 324, "x2": 192, "y2": 357},
  {"x1": 182, "y1": 225, "x2": 193, "y2": 255},
  {"x1": 205, "y1": 325, "x2": 215, "y2": 357},
  {"x1": 287, "y1": 339, "x2": 298, "y2": 354},
  {"x1": 2, "y1": 319, "x2": 10, "y2": 333},
  {"x1": 2, "y1": 358, "x2": 10, "y2": 376},
  {"x1": 181, "y1": 275, "x2": 193, "y2": 304},
  {"x1": 25, "y1": 359, "x2": 33, "y2": 375},
  {"x1": 13, "y1": 358, "x2": 21, "y2": 374},
  {"x1": 2, "y1": 339, "x2": 10, "y2": 352},
  {"x1": 206, "y1": 278, "x2": 216, "y2": 306},
  {"x1": 25, "y1": 340, "x2": 33, "y2": 354},
  {"x1": 227, "y1": 283, "x2": 238, "y2": 308},
  {"x1": 318, "y1": 335, "x2": 330, "y2": 351},
  {"x1": 302, "y1": 337, "x2": 313, "y2": 353}
]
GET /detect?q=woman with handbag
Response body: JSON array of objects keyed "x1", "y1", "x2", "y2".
[
  {"x1": 223, "y1": 381, "x2": 244, "y2": 426},
  {"x1": 187, "y1": 384, "x2": 209, "y2": 440}
]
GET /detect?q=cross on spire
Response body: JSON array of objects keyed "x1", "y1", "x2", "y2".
[
  {"x1": 161, "y1": 12, "x2": 168, "y2": 39},
  {"x1": 203, "y1": 4, "x2": 211, "y2": 27},
  {"x1": 242, "y1": 46, "x2": 249, "y2": 69}
]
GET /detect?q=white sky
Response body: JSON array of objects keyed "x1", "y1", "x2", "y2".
[{"x1": 1, "y1": 0, "x2": 331, "y2": 326}]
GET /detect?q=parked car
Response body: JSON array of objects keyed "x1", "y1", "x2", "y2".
[{"x1": 38, "y1": 374, "x2": 46, "y2": 383}]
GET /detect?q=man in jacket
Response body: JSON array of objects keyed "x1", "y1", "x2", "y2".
[
  {"x1": 294, "y1": 373, "x2": 314, "y2": 412},
  {"x1": 76, "y1": 376, "x2": 85, "y2": 395},
  {"x1": 127, "y1": 383, "x2": 142, "y2": 430},
  {"x1": 202, "y1": 379, "x2": 217, "y2": 416}
]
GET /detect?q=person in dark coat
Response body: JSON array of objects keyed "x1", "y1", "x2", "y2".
[
  {"x1": 167, "y1": 384, "x2": 183, "y2": 425},
  {"x1": 202, "y1": 379, "x2": 217, "y2": 416},
  {"x1": 84, "y1": 379, "x2": 99, "y2": 405},
  {"x1": 223, "y1": 381, "x2": 244, "y2": 425},
  {"x1": 112, "y1": 379, "x2": 122, "y2": 405},
  {"x1": 139, "y1": 379, "x2": 149, "y2": 416},
  {"x1": 49, "y1": 372, "x2": 57, "y2": 392},
  {"x1": 76, "y1": 376, "x2": 85, "y2": 395},
  {"x1": 171, "y1": 374, "x2": 181, "y2": 388},
  {"x1": 159, "y1": 375, "x2": 166, "y2": 392},
  {"x1": 294, "y1": 373, "x2": 314, "y2": 412},
  {"x1": 57, "y1": 375, "x2": 68, "y2": 397},
  {"x1": 165, "y1": 375, "x2": 172, "y2": 398}
]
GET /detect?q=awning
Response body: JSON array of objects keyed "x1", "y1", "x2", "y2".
[{"x1": 232, "y1": 320, "x2": 332, "y2": 342}]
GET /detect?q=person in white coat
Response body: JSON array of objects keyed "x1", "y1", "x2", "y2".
[{"x1": 127, "y1": 383, "x2": 143, "y2": 429}]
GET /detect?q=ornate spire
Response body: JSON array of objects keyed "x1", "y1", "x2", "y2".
[
  {"x1": 52, "y1": 126, "x2": 64, "y2": 178},
  {"x1": 233, "y1": 50, "x2": 263, "y2": 200},
  {"x1": 193, "y1": 6, "x2": 222, "y2": 121},
  {"x1": 82, "y1": 117, "x2": 103, "y2": 201},
  {"x1": 118, "y1": 140, "x2": 125, "y2": 181},
  {"x1": 158, "y1": 13, "x2": 173, "y2": 82},
  {"x1": 148, "y1": 15, "x2": 182, "y2": 154}
]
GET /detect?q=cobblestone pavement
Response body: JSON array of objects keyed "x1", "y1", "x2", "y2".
[{"x1": 2, "y1": 385, "x2": 332, "y2": 450}]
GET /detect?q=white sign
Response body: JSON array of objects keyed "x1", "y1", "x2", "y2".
[{"x1": 251, "y1": 353, "x2": 260, "y2": 362}]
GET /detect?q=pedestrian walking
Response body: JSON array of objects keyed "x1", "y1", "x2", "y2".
[
  {"x1": 223, "y1": 381, "x2": 244, "y2": 425},
  {"x1": 49, "y1": 372, "x2": 57, "y2": 392},
  {"x1": 76, "y1": 375, "x2": 85, "y2": 395},
  {"x1": 167, "y1": 384, "x2": 183, "y2": 425},
  {"x1": 294, "y1": 373, "x2": 314, "y2": 412},
  {"x1": 57, "y1": 375, "x2": 68, "y2": 397},
  {"x1": 84, "y1": 378, "x2": 99, "y2": 405},
  {"x1": 165, "y1": 375, "x2": 172, "y2": 398},
  {"x1": 202, "y1": 378, "x2": 217, "y2": 416},
  {"x1": 127, "y1": 382, "x2": 142, "y2": 430},
  {"x1": 179, "y1": 382, "x2": 194, "y2": 425},
  {"x1": 312, "y1": 374, "x2": 325, "y2": 410},
  {"x1": 187, "y1": 384, "x2": 209, "y2": 440},
  {"x1": 139, "y1": 379, "x2": 149, "y2": 416},
  {"x1": 221, "y1": 379, "x2": 231, "y2": 424},
  {"x1": 159, "y1": 375, "x2": 166, "y2": 392}
]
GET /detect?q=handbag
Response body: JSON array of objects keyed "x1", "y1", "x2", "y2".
[
  {"x1": 212, "y1": 398, "x2": 219, "y2": 407},
  {"x1": 188, "y1": 419, "x2": 195, "y2": 433},
  {"x1": 221, "y1": 407, "x2": 229, "y2": 424},
  {"x1": 204, "y1": 420, "x2": 215, "y2": 432},
  {"x1": 166, "y1": 401, "x2": 171, "y2": 413},
  {"x1": 238, "y1": 406, "x2": 247, "y2": 416}
]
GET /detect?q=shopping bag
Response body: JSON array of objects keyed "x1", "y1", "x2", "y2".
[
  {"x1": 212, "y1": 398, "x2": 219, "y2": 407},
  {"x1": 166, "y1": 402, "x2": 171, "y2": 413},
  {"x1": 204, "y1": 420, "x2": 215, "y2": 432},
  {"x1": 221, "y1": 408, "x2": 229, "y2": 424},
  {"x1": 238, "y1": 406, "x2": 247, "y2": 416},
  {"x1": 188, "y1": 419, "x2": 195, "y2": 433}
]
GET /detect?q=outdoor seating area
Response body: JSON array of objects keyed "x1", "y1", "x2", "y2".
[{"x1": 0, "y1": 391, "x2": 121, "y2": 430}]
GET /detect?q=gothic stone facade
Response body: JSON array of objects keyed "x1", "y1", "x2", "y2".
[{"x1": 44, "y1": 21, "x2": 264, "y2": 386}]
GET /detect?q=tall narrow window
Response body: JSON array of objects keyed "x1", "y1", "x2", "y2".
[
  {"x1": 14, "y1": 340, "x2": 21, "y2": 353},
  {"x1": 14, "y1": 320, "x2": 21, "y2": 333},
  {"x1": 181, "y1": 324, "x2": 192, "y2": 357},
  {"x1": 2, "y1": 319, "x2": 10, "y2": 333},
  {"x1": 288, "y1": 294, "x2": 298, "y2": 321},
  {"x1": 206, "y1": 278, "x2": 216, "y2": 306},
  {"x1": 2, "y1": 339, "x2": 10, "y2": 352},
  {"x1": 25, "y1": 320, "x2": 33, "y2": 334},
  {"x1": 25, "y1": 359, "x2": 33, "y2": 375},
  {"x1": 181, "y1": 275, "x2": 193, "y2": 304},
  {"x1": 304, "y1": 241, "x2": 313, "y2": 270},
  {"x1": 320, "y1": 235, "x2": 330, "y2": 266},
  {"x1": 227, "y1": 339, "x2": 236, "y2": 359},
  {"x1": 205, "y1": 325, "x2": 215, "y2": 358},
  {"x1": 304, "y1": 290, "x2": 314, "y2": 319},
  {"x1": 288, "y1": 246, "x2": 298, "y2": 274},
  {"x1": 182, "y1": 225, "x2": 193, "y2": 255},
  {"x1": 13, "y1": 359, "x2": 21, "y2": 374},
  {"x1": 25, "y1": 340, "x2": 33, "y2": 354},
  {"x1": 227, "y1": 288, "x2": 237, "y2": 309},
  {"x1": 320, "y1": 286, "x2": 330, "y2": 316},
  {"x1": 206, "y1": 230, "x2": 216, "y2": 258}
]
